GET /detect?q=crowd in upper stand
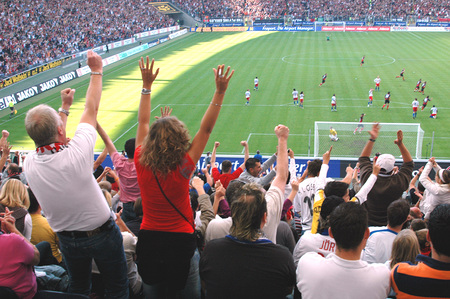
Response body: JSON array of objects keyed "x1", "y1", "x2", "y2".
[
  {"x1": 172, "y1": 0, "x2": 449, "y2": 20},
  {"x1": 0, "y1": 0, "x2": 175, "y2": 79}
]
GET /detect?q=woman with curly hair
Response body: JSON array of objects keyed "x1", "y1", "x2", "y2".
[
  {"x1": 0, "y1": 179, "x2": 31, "y2": 239},
  {"x1": 134, "y1": 56, "x2": 234, "y2": 297}
]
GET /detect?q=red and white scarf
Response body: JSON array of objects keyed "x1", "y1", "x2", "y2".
[{"x1": 36, "y1": 143, "x2": 67, "y2": 155}]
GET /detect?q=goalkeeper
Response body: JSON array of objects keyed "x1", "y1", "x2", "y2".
[{"x1": 329, "y1": 126, "x2": 339, "y2": 141}]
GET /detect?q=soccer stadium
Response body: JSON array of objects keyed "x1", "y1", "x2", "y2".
[{"x1": 0, "y1": 0, "x2": 449, "y2": 298}]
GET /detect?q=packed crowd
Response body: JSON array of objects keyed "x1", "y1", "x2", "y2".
[
  {"x1": 0, "y1": 50, "x2": 449, "y2": 299},
  {"x1": 0, "y1": 0, "x2": 175, "y2": 80},
  {"x1": 171, "y1": 0, "x2": 449, "y2": 20}
]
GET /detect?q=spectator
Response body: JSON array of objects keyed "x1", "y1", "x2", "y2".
[
  {"x1": 238, "y1": 152, "x2": 277, "y2": 186},
  {"x1": 293, "y1": 195, "x2": 344, "y2": 266},
  {"x1": 125, "y1": 197, "x2": 143, "y2": 237},
  {"x1": 254, "y1": 149, "x2": 262, "y2": 162},
  {"x1": 23, "y1": 50, "x2": 129, "y2": 297},
  {"x1": 415, "y1": 228, "x2": 431, "y2": 256},
  {"x1": 386, "y1": 229, "x2": 420, "y2": 269},
  {"x1": 96, "y1": 121, "x2": 141, "y2": 222},
  {"x1": 0, "y1": 179, "x2": 31, "y2": 240},
  {"x1": 210, "y1": 140, "x2": 249, "y2": 189},
  {"x1": 133, "y1": 57, "x2": 234, "y2": 297},
  {"x1": 0, "y1": 206, "x2": 40, "y2": 299},
  {"x1": 391, "y1": 204, "x2": 450, "y2": 298},
  {"x1": 409, "y1": 218, "x2": 426, "y2": 231},
  {"x1": 362, "y1": 199, "x2": 410, "y2": 264},
  {"x1": 418, "y1": 157, "x2": 450, "y2": 220},
  {"x1": 199, "y1": 124, "x2": 295, "y2": 298},
  {"x1": 297, "y1": 202, "x2": 390, "y2": 298},
  {"x1": 28, "y1": 189, "x2": 62, "y2": 265},
  {"x1": 358, "y1": 123, "x2": 414, "y2": 226}
]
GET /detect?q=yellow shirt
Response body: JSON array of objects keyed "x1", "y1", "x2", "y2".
[
  {"x1": 30, "y1": 213, "x2": 62, "y2": 263},
  {"x1": 329, "y1": 129, "x2": 337, "y2": 136}
]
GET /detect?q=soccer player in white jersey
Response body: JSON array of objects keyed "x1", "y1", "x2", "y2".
[
  {"x1": 254, "y1": 77, "x2": 259, "y2": 90},
  {"x1": 368, "y1": 88, "x2": 374, "y2": 107},
  {"x1": 412, "y1": 98, "x2": 419, "y2": 119},
  {"x1": 374, "y1": 76, "x2": 381, "y2": 91},
  {"x1": 331, "y1": 94, "x2": 337, "y2": 111},
  {"x1": 292, "y1": 89, "x2": 299, "y2": 105},
  {"x1": 245, "y1": 89, "x2": 251, "y2": 105},
  {"x1": 430, "y1": 105, "x2": 438, "y2": 119},
  {"x1": 299, "y1": 91, "x2": 304, "y2": 108}
]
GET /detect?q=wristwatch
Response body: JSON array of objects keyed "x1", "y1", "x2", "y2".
[{"x1": 58, "y1": 107, "x2": 70, "y2": 116}]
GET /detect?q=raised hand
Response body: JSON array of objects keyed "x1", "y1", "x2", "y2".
[
  {"x1": 214, "y1": 65, "x2": 234, "y2": 94},
  {"x1": 87, "y1": 50, "x2": 103, "y2": 73},
  {"x1": 274, "y1": 124, "x2": 289, "y2": 140},
  {"x1": 155, "y1": 106, "x2": 172, "y2": 119},
  {"x1": 60, "y1": 88, "x2": 75, "y2": 107},
  {"x1": 214, "y1": 142, "x2": 220, "y2": 148},
  {"x1": 368, "y1": 123, "x2": 380, "y2": 140},
  {"x1": 139, "y1": 56, "x2": 159, "y2": 89},
  {"x1": 322, "y1": 146, "x2": 332, "y2": 165},
  {"x1": 394, "y1": 130, "x2": 403, "y2": 145},
  {"x1": 372, "y1": 162, "x2": 381, "y2": 176}
]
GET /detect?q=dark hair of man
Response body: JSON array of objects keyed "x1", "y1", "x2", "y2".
[
  {"x1": 324, "y1": 181, "x2": 349, "y2": 198},
  {"x1": 133, "y1": 197, "x2": 143, "y2": 217},
  {"x1": 245, "y1": 158, "x2": 259, "y2": 172},
  {"x1": 221, "y1": 160, "x2": 232, "y2": 173},
  {"x1": 410, "y1": 219, "x2": 427, "y2": 232},
  {"x1": 428, "y1": 204, "x2": 450, "y2": 257},
  {"x1": 387, "y1": 199, "x2": 410, "y2": 227},
  {"x1": 124, "y1": 138, "x2": 136, "y2": 159},
  {"x1": 190, "y1": 190, "x2": 199, "y2": 212},
  {"x1": 27, "y1": 189, "x2": 40, "y2": 214},
  {"x1": 230, "y1": 183, "x2": 266, "y2": 242},
  {"x1": 318, "y1": 195, "x2": 345, "y2": 234},
  {"x1": 329, "y1": 202, "x2": 368, "y2": 250},
  {"x1": 307, "y1": 159, "x2": 322, "y2": 177},
  {"x1": 226, "y1": 180, "x2": 245, "y2": 206}
]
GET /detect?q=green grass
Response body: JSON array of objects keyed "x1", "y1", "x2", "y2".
[{"x1": 2, "y1": 31, "x2": 450, "y2": 158}]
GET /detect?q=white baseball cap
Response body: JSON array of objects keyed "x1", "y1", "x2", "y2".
[{"x1": 376, "y1": 154, "x2": 396, "y2": 173}]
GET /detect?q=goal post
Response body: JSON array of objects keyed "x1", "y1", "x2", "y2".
[
  {"x1": 314, "y1": 21, "x2": 346, "y2": 32},
  {"x1": 314, "y1": 122, "x2": 424, "y2": 159}
]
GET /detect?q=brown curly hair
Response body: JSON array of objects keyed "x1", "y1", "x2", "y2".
[{"x1": 139, "y1": 116, "x2": 191, "y2": 176}]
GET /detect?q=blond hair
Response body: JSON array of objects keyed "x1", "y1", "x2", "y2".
[
  {"x1": 0, "y1": 179, "x2": 30, "y2": 209},
  {"x1": 389, "y1": 229, "x2": 420, "y2": 269},
  {"x1": 139, "y1": 116, "x2": 190, "y2": 176}
]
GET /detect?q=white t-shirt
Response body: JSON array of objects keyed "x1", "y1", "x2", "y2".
[
  {"x1": 292, "y1": 90, "x2": 298, "y2": 98},
  {"x1": 374, "y1": 77, "x2": 381, "y2": 84},
  {"x1": 300, "y1": 93, "x2": 304, "y2": 100},
  {"x1": 293, "y1": 231, "x2": 336, "y2": 266},
  {"x1": 24, "y1": 123, "x2": 111, "y2": 232},
  {"x1": 254, "y1": 78, "x2": 259, "y2": 85},
  {"x1": 361, "y1": 226, "x2": 397, "y2": 264},
  {"x1": 295, "y1": 164, "x2": 329, "y2": 231},
  {"x1": 245, "y1": 91, "x2": 251, "y2": 98},
  {"x1": 412, "y1": 100, "x2": 419, "y2": 108},
  {"x1": 297, "y1": 253, "x2": 390, "y2": 299},
  {"x1": 205, "y1": 185, "x2": 284, "y2": 243},
  {"x1": 369, "y1": 90, "x2": 373, "y2": 97},
  {"x1": 331, "y1": 96, "x2": 336, "y2": 104}
]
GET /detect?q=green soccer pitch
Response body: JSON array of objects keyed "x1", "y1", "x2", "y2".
[{"x1": 1, "y1": 31, "x2": 449, "y2": 158}]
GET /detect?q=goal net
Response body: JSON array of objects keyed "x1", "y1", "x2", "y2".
[
  {"x1": 314, "y1": 21, "x2": 346, "y2": 32},
  {"x1": 314, "y1": 122, "x2": 424, "y2": 159}
]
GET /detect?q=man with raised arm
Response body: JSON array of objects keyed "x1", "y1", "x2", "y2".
[
  {"x1": 200, "y1": 125, "x2": 295, "y2": 298},
  {"x1": 24, "y1": 50, "x2": 129, "y2": 298},
  {"x1": 358, "y1": 123, "x2": 414, "y2": 226},
  {"x1": 210, "y1": 140, "x2": 249, "y2": 189}
]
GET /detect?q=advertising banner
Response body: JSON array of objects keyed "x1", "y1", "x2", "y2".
[
  {"x1": 253, "y1": 25, "x2": 314, "y2": 31},
  {"x1": 321, "y1": 26, "x2": 390, "y2": 32},
  {"x1": 0, "y1": 71, "x2": 78, "y2": 110},
  {"x1": 374, "y1": 21, "x2": 406, "y2": 26},
  {"x1": 0, "y1": 56, "x2": 72, "y2": 90}
]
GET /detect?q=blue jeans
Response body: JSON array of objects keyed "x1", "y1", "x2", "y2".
[
  {"x1": 180, "y1": 248, "x2": 201, "y2": 299},
  {"x1": 57, "y1": 223, "x2": 129, "y2": 298}
]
